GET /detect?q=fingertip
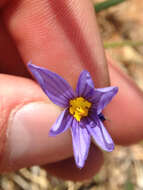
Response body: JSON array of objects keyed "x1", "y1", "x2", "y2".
[{"x1": 105, "y1": 57, "x2": 143, "y2": 145}]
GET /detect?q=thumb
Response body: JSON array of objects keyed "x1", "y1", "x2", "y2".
[{"x1": 0, "y1": 75, "x2": 73, "y2": 172}]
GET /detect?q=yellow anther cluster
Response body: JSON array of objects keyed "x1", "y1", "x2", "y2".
[{"x1": 69, "y1": 97, "x2": 92, "y2": 121}]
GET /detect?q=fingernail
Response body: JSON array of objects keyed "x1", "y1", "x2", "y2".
[{"x1": 1, "y1": 102, "x2": 72, "y2": 171}]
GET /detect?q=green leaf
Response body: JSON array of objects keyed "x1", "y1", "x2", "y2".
[
  {"x1": 104, "y1": 41, "x2": 143, "y2": 49},
  {"x1": 95, "y1": 0, "x2": 126, "y2": 13},
  {"x1": 124, "y1": 180, "x2": 134, "y2": 190}
]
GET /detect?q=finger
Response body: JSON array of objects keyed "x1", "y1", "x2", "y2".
[
  {"x1": 105, "y1": 57, "x2": 143, "y2": 145},
  {"x1": 0, "y1": 74, "x2": 74, "y2": 172},
  {"x1": 0, "y1": 19, "x2": 29, "y2": 76},
  {"x1": 45, "y1": 145, "x2": 103, "y2": 181},
  {"x1": 0, "y1": 1, "x2": 26, "y2": 76},
  {"x1": 0, "y1": 0, "x2": 9, "y2": 7},
  {"x1": 3, "y1": 0, "x2": 109, "y2": 87}
]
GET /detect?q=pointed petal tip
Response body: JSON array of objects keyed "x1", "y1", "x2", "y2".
[
  {"x1": 81, "y1": 70, "x2": 89, "y2": 75},
  {"x1": 27, "y1": 61, "x2": 33, "y2": 68},
  {"x1": 110, "y1": 86, "x2": 119, "y2": 98},
  {"x1": 86, "y1": 119, "x2": 115, "y2": 152},
  {"x1": 76, "y1": 165, "x2": 84, "y2": 169},
  {"x1": 27, "y1": 62, "x2": 39, "y2": 71},
  {"x1": 76, "y1": 160, "x2": 85, "y2": 169},
  {"x1": 48, "y1": 130, "x2": 57, "y2": 137},
  {"x1": 94, "y1": 141, "x2": 115, "y2": 152},
  {"x1": 27, "y1": 60, "x2": 32, "y2": 65},
  {"x1": 71, "y1": 121, "x2": 90, "y2": 169},
  {"x1": 76, "y1": 69, "x2": 94, "y2": 97},
  {"x1": 105, "y1": 143, "x2": 115, "y2": 152},
  {"x1": 114, "y1": 86, "x2": 119, "y2": 93},
  {"x1": 27, "y1": 63, "x2": 38, "y2": 73}
]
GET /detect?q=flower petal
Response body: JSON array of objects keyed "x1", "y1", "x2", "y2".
[
  {"x1": 28, "y1": 63, "x2": 75, "y2": 107},
  {"x1": 90, "y1": 86, "x2": 118, "y2": 114},
  {"x1": 86, "y1": 119, "x2": 114, "y2": 152},
  {"x1": 49, "y1": 109, "x2": 73, "y2": 136},
  {"x1": 71, "y1": 119, "x2": 91, "y2": 168},
  {"x1": 76, "y1": 70, "x2": 95, "y2": 97}
]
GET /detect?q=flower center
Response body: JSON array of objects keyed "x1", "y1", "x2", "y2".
[{"x1": 69, "y1": 97, "x2": 92, "y2": 121}]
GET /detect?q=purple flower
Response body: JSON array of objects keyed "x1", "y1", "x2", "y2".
[{"x1": 28, "y1": 63, "x2": 118, "y2": 168}]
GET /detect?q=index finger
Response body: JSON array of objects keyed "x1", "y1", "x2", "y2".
[{"x1": 3, "y1": 0, "x2": 109, "y2": 87}]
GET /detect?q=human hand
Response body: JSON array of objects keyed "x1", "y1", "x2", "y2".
[{"x1": 0, "y1": 0, "x2": 143, "y2": 181}]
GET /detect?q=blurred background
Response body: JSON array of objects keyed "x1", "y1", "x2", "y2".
[{"x1": 1, "y1": 0, "x2": 143, "y2": 189}]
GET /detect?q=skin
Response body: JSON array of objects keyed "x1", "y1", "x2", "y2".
[{"x1": 0, "y1": 0, "x2": 143, "y2": 181}]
